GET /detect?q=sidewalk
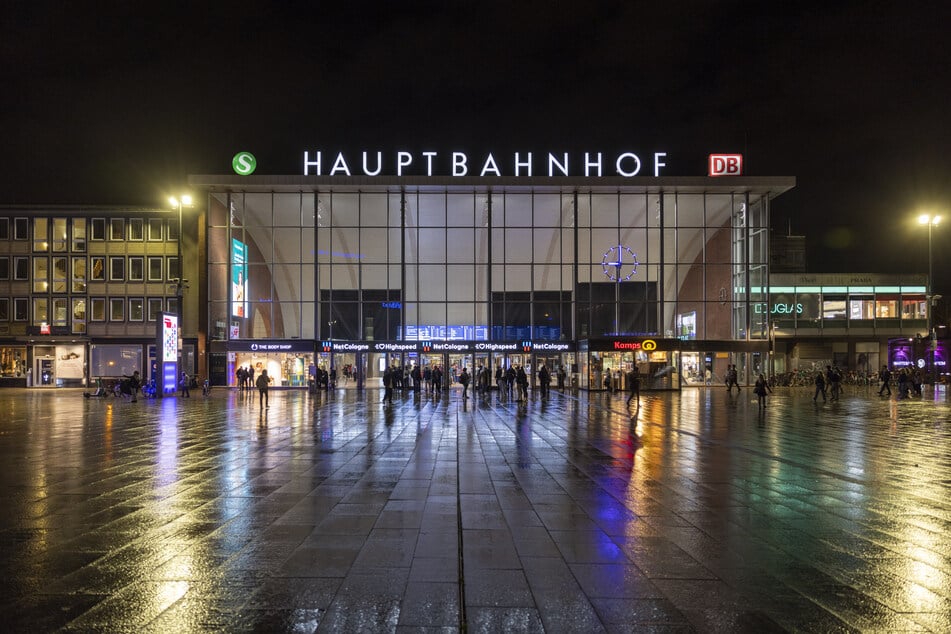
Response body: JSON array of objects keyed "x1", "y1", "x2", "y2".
[{"x1": 0, "y1": 386, "x2": 949, "y2": 632}]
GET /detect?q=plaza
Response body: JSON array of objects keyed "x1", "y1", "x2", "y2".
[{"x1": 2, "y1": 385, "x2": 950, "y2": 632}]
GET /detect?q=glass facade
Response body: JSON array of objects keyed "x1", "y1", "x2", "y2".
[{"x1": 206, "y1": 183, "x2": 778, "y2": 346}]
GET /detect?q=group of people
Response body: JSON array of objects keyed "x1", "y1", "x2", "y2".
[
  {"x1": 877, "y1": 365, "x2": 924, "y2": 399},
  {"x1": 234, "y1": 365, "x2": 257, "y2": 391},
  {"x1": 812, "y1": 365, "x2": 844, "y2": 402},
  {"x1": 381, "y1": 363, "x2": 448, "y2": 403}
]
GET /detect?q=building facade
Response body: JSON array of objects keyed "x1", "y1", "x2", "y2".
[
  {"x1": 0, "y1": 207, "x2": 201, "y2": 388},
  {"x1": 194, "y1": 174, "x2": 794, "y2": 390}
]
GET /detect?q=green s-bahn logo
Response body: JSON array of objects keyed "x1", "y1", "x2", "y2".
[{"x1": 232, "y1": 152, "x2": 257, "y2": 175}]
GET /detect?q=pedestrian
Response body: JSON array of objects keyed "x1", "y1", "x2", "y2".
[
  {"x1": 538, "y1": 364, "x2": 551, "y2": 398},
  {"x1": 236, "y1": 366, "x2": 247, "y2": 390},
  {"x1": 878, "y1": 365, "x2": 892, "y2": 397},
  {"x1": 516, "y1": 364, "x2": 529, "y2": 401},
  {"x1": 423, "y1": 366, "x2": 432, "y2": 393},
  {"x1": 754, "y1": 373, "x2": 772, "y2": 407},
  {"x1": 382, "y1": 365, "x2": 394, "y2": 403},
  {"x1": 180, "y1": 370, "x2": 190, "y2": 398},
  {"x1": 247, "y1": 366, "x2": 255, "y2": 391},
  {"x1": 256, "y1": 369, "x2": 271, "y2": 408},
  {"x1": 626, "y1": 367, "x2": 640, "y2": 405},
  {"x1": 813, "y1": 371, "x2": 827, "y2": 402},
  {"x1": 505, "y1": 365, "x2": 516, "y2": 398},
  {"x1": 122, "y1": 370, "x2": 141, "y2": 402},
  {"x1": 411, "y1": 364, "x2": 422, "y2": 393},
  {"x1": 459, "y1": 367, "x2": 470, "y2": 399}
]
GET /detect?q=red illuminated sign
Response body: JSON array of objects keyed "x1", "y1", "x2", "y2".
[{"x1": 708, "y1": 154, "x2": 743, "y2": 176}]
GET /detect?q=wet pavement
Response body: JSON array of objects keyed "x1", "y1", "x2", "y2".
[{"x1": 1, "y1": 384, "x2": 950, "y2": 633}]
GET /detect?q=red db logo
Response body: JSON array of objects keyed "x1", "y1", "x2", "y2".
[{"x1": 708, "y1": 154, "x2": 743, "y2": 176}]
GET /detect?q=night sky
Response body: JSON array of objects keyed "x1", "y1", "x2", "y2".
[{"x1": 3, "y1": 2, "x2": 949, "y2": 292}]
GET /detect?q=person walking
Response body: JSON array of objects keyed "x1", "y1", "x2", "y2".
[
  {"x1": 813, "y1": 371, "x2": 827, "y2": 402},
  {"x1": 382, "y1": 365, "x2": 394, "y2": 403},
  {"x1": 180, "y1": 370, "x2": 191, "y2": 398},
  {"x1": 754, "y1": 373, "x2": 772, "y2": 407},
  {"x1": 256, "y1": 369, "x2": 271, "y2": 408},
  {"x1": 878, "y1": 365, "x2": 892, "y2": 397},
  {"x1": 516, "y1": 364, "x2": 529, "y2": 401},
  {"x1": 459, "y1": 367, "x2": 470, "y2": 399},
  {"x1": 626, "y1": 367, "x2": 640, "y2": 405},
  {"x1": 247, "y1": 366, "x2": 255, "y2": 391}
]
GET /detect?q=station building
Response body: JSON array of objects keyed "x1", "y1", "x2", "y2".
[{"x1": 193, "y1": 167, "x2": 793, "y2": 390}]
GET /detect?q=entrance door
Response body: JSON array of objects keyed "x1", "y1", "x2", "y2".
[{"x1": 37, "y1": 358, "x2": 55, "y2": 386}]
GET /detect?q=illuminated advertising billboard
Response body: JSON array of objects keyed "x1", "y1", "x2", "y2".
[
  {"x1": 162, "y1": 313, "x2": 178, "y2": 362},
  {"x1": 232, "y1": 238, "x2": 248, "y2": 318}
]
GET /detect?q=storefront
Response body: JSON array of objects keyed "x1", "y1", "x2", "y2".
[{"x1": 212, "y1": 339, "x2": 315, "y2": 388}]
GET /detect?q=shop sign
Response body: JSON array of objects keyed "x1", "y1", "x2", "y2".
[
  {"x1": 475, "y1": 342, "x2": 519, "y2": 351},
  {"x1": 230, "y1": 340, "x2": 313, "y2": 353},
  {"x1": 708, "y1": 154, "x2": 743, "y2": 176},
  {"x1": 303, "y1": 150, "x2": 669, "y2": 178},
  {"x1": 421, "y1": 341, "x2": 474, "y2": 353},
  {"x1": 611, "y1": 338, "x2": 658, "y2": 351},
  {"x1": 533, "y1": 342, "x2": 575, "y2": 351},
  {"x1": 331, "y1": 342, "x2": 369, "y2": 352},
  {"x1": 373, "y1": 342, "x2": 419, "y2": 352}
]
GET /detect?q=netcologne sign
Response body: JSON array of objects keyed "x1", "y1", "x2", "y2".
[{"x1": 302, "y1": 150, "x2": 669, "y2": 178}]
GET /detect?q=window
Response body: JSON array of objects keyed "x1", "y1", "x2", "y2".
[
  {"x1": 822, "y1": 298, "x2": 847, "y2": 319},
  {"x1": 167, "y1": 256, "x2": 180, "y2": 280},
  {"x1": 52, "y1": 257, "x2": 68, "y2": 293},
  {"x1": 148, "y1": 298, "x2": 164, "y2": 321},
  {"x1": 129, "y1": 298, "x2": 144, "y2": 321},
  {"x1": 110, "y1": 256, "x2": 125, "y2": 281},
  {"x1": 128, "y1": 257, "x2": 144, "y2": 281},
  {"x1": 52, "y1": 297, "x2": 68, "y2": 326},
  {"x1": 52, "y1": 218, "x2": 67, "y2": 252},
  {"x1": 72, "y1": 257, "x2": 86, "y2": 292},
  {"x1": 167, "y1": 297, "x2": 179, "y2": 316},
  {"x1": 0, "y1": 299, "x2": 7, "y2": 321},
  {"x1": 876, "y1": 297, "x2": 899, "y2": 318},
  {"x1": 72, "y1": 218, "x2": 86, "y2": 252},
  {"x1": 167, "y1": 219, "x2": 180, "y2": 242},
  {"x1": 90, "y1": 298, "x2": 106, "y2": 321},
  {"x1": 72, "y1": 298, "x2": 86, "y2": 333},
  {"x1": 0, "y1": 218, "x2": 8, "y2": 240},
  {"x1": 33, "y1": 218, "x2": 48, "y2": 252},
  {"x1": 14, "y1": 298, "x2": 28, "y2": 321},
  {"x1": 849, "y1": 297, "x2": 875, "y2": 320},
  {"x1": 14, "y1": 218, "x2": 29, "y2": 240},
  {"x1": 90, "y1": 256, "x2": 105, "y2": 281},
  {"x1": 148, "y1": 218, "x2": 163, "y2": 241},
  {"x1": 109, "y1": 298, "x2": 124, "y2": 321},
  {"x1": 110, "y1": 218, "x2": 125, "y2": 240},
  {"x1": 91, "y1": 218, "x2": 106, "y2": 241},
  {"x1": 33, "y1": 298, "x2": 48, "y2": 324},
  {"x1": 902, "y1": 298, "x2": 926, "y2": 320},
  {"x1": 33, "y1": 257, "x2": 48, "y2": 292},
  {"x1": 14, "y1": 257, "x2": 28, "y2": 280},
  {"x1": 129, "y1": 218, "x2": 144, "y2": 241},
  {"x1": 148, "y1": 256, "x2": 164, "y2": 281},
  {"x1": 0, "y1": 257, "x2": 8, "y2": 280}
]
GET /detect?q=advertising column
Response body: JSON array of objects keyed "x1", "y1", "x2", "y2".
[{"x1": 156, "y1": 312, "x2": 179, "y2": 395}]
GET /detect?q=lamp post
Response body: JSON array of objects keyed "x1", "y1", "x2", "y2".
[
  {"x1": 918, "y1": 213, "x2": 941, "y2": 383},
  {"x1": 169, "y1": 195, "x2": 193, "y2": 371}
]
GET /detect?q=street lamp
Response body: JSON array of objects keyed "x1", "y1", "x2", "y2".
[
  {"x1": 918, "y1": 213, "x2": 941, "y2": 383},
  {"x1": 169, "y1": 195, "x2": 193, "y2": 369}
]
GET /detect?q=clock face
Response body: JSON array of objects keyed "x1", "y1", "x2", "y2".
[{"x1": 602, "y1": 245, "x2": 638, "y2": 281}]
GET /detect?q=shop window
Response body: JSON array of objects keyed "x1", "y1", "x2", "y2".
[
  {"x1": 821, "y1": 297, "x2": 846, "y2": 319},
  {"x1": 33, "y1": 297, "x2": 48, "y2": 324},
  {"x1": 33, "y1": 257, "x2": 48, "y2": 292},
  {"x1": 148, "y1": 256, "x2": 164, "y2": 281},
  {"x1": 128, "y1": 257, "x2": 144, "y2": 282},
  {"x1": 148, "y1": 218, "x2": 163, "y2": 241},
  {"x1": 14, "y1": 257, "x2": 28, "y2": 280},
  {"x1": 0, "y1": 218, "x2": 8, "y2": 240},
  {"x1": 52, "y1": 257, "x2": 68, "y2": 293},
  {"x1": 129, "y1": 298, "x2": 144, "y2": 321},
  {"x1": 90, "y1": 256, "x2": 105, "y2": 281},
  {"x1": 52, "y1": 218, "x2": 67, "y2": 252},
  {"x1": 72, "y1": 218, "x2": 86, "y2": 252},
  {"x1": 0, "y1": 298, "x2": 7, "y2": 320},
  {"x1": 109, "y1": 218, "x2": 125, "y2": 240},
  {"x1": 14, "y1": 298, "x2": 28, "y2": 321},
  {"x1": 33, "y1": 218, "x2": 49, "y2": 252},
  {"x1": 148, "y1": 298, "x2": 164, "y2": 321},
  {"x1": 849, "y1": 297, "x2": 874, "y2": 320},
  {"x1": 14, "y1": 218, "x2": 29, "y2": 240},
  {"x1": 90, "y1": 298, "x2": 106, "y2": 322},
  {"x1": 0, "y1": 345, "x2": 26, "y2": 377},
  {"x1": 91, "y1": 218, "x2": 106, "y2": 241},
  {"x1": 128, "y1": 218, "x2": 144, "y2": 241},
  {"x1": 0, "y1": 257, "x2": 8, "y2": 280},
  {"x1": 109, "y1": 256, "x2": 125, "y2": 281},
  {"x1": 876, "y1": 297, "x2": 899, "y2": 318},
  {"x1": 109, "y1": 298, "x2": 124, "y2": 321},
  {"x1": 902, "y1": 298, "x2": 926, "y2": 320},
  {"x1": 71, "y1": 257, "x2": 86, "y2": 293}
]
